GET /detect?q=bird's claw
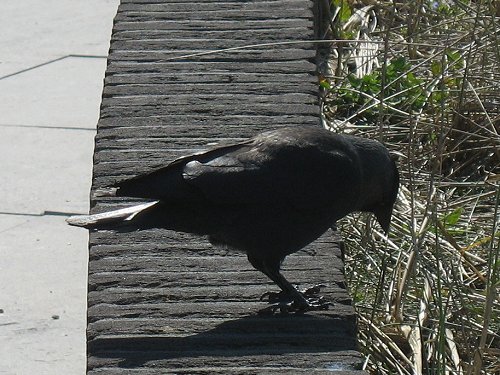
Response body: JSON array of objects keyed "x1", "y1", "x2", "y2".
[
  {"x1": 259, "y1": 290, "x2": 296, "y2": 314},
  {"x1": 300, "y1": 283, "x2": 327, "y2": 297},
  {"x1": 260, "y1": 290, "x2": 287, "y2": 303},
  {"x1": 258, "y1": 300, "x2": 295, "y2": 315},
  {"x1": 258, "y1": 284, "x2": 332, "y2": 315}
]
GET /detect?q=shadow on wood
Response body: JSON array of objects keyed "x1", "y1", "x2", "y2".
[{"x1": 89, "y1": 313, "x2": 361, "y2": 370}]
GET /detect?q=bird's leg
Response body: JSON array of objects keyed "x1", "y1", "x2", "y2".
[
  {"x1": 264, "y1": 270, "x2": 310, "y2": 310},
  {"x1": 248, "y1": 255, "x2": 331, "y2": 314}
]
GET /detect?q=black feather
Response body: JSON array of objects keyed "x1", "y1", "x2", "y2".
[{"x1": 69, "y1": 126, "x2": 399, "y2": 311}]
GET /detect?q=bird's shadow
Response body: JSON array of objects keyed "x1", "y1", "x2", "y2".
[{"x1": 89, "y1": 312, "x2": 359, "y2": 368}]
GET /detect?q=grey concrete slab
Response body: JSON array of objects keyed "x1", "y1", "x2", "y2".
[
  {"x1": 0, "y1": 215, "x2": 88, "y2": 375},
  {"x1": 0, "y1": 0, "x2": 119, "y2": 78},
  {"x1": 0, "y1": 126, "x2": 95, "y2": 215},
  {"x1": 0, "y1": 1, "x2": 119, "y2": 374},
  {"x1": 0, "y1": 57, "x2": 107, "y2": 129},
  {"x1": 0, "y1": 214, "x2": 27, "y2": 233}
]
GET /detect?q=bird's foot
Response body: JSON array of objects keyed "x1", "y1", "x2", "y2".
[
  {"x1": 259, "y1": 284, "x2": 326, "y2": 303},
  {"x1": 258, "y1": 284, "x2": 332, "y2": 315}
]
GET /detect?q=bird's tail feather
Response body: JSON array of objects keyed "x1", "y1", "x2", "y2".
[{"x1": 66, "y1": 201, "x2": 159, "y2": 229}]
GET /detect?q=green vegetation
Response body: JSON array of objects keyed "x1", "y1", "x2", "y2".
[
  {"x1": 333, "y1": 56, "x2": 427, "y2": 121},
  {"x1": 320, "y1": 0, "x2": 499, "y2": 373}
]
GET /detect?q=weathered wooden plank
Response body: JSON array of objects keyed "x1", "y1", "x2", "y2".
[
  {"x1": 118, "y1": 0, "x2": 312, "y2": 12},
  {"x1": 112, "y1": 19, "x2": 314, "y2": 32},
  {"x1": 111, "y1": 19, "x2": 311, "y2": 30},
  {"x1": 92, "y1": 125, "x2": 309, "y2": 142},
  {"x1": 88, "y1": 332, "x2": 357, "y2": 352},
  {"x1": 88, "y1": 252, "x2": 344, "y2": 273},
  {"x1": 87, "y1": 351, "x2": 365, "y2": 375},
  {"x1": 88, "y1": 315, "x2": 356, "y2": 337},
  {"x1": 104, "y1": 71, "x2": 315, "y2": 82},
  {"x1": 88, "y1": 230, "x2": 342, "y2": 258},
  {"x1": 114, "y1": 10, "x2": 313, "y2": 22},
  {"x1": 105, "y1": 60, "x2": 317, "y2": 75},
  {"x1": 105, "y1": 73, "x2": 316, "y2": 87},
  {"x1": 88, "y1": 369, "x2": 364, "y2": 375},
  {"x1": 111, "y1": 28, "x2": 313, "y2": 41},
  {"x1": 103, "y1": 84, "x2": 318, "y2": 97},
  {"x1": 101, "y1": 92, "x2": 317, "y2": 105},
  {"x1": 95, "y1": 115, "x2": 319, "y2": 130},
  {"x1": 87, "y1": 273, "x2": 346, "y2": 292},
  {"x1": 121, "y1": 0, "x2": 307, "y2": 2},
  {"x1": 99, "y1": 102, "x2": 319, "y2": 118},
  {"x1": 108, "y1": 49, "x2": 316, "y2": 63},
  {"x1": 87, "y1": 0, "x2": 365, "y2": 373},
  {"x1": 87, "y1": 284, "x2": 351, "y2": 311}
]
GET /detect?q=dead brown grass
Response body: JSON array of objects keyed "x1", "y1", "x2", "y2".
[{"x1": 320, "y1": 0, "x2": 499, "y2": 373}]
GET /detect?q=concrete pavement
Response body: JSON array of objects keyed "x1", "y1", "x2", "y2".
[{"x1": 0, "y1": 1, "x2": 119, "y2": 374}]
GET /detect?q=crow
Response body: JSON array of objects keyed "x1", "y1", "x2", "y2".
[{"x1": 67, "y1": 126, "x2": 399, "y2": 313}]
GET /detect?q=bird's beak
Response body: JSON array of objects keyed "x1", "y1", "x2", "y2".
[{"x1": 374, "y1": 206, "x2": 393, "y2": 234}]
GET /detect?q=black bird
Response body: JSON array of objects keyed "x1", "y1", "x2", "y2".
[{"x1": 67, "y1": 126, "x2": 399, "y2": 313}]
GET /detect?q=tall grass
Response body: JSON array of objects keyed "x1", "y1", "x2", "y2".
[{"x1": 319, "y1": 0, "x2": 499, "y2": 373}]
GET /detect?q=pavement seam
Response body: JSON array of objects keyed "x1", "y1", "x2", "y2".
[
  {"x1": 0, "y1": 210, "x2": 83, "y2": 217},
  {"x1": 0, "y1": 54, "x2": 108, "y2": 80},
  {"x1": 0, "y1": 123, "x2": 96, "y2": 131}
]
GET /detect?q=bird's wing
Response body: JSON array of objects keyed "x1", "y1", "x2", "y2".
[
  {"x1": 182, "y1": 139, "x2": 362, "y2": 211},
  {"x1": 115, "y1": 140, "x2": 253, "y2": 199},
  {"x1": 114, "y1": 131, "x2": 362, "y2": 212}
]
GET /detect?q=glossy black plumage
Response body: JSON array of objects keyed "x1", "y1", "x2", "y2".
[{"x1": 68, "y1": 126, "x2": 399, "y2": 312}]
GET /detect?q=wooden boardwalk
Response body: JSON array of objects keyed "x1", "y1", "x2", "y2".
[{"x1": 87, "y1": 0, "x2": 365, "y2": 373}]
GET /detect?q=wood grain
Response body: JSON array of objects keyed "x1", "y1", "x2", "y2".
[{"x1": 87, "y1": 0, "x2": 365, "y2": 373}]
